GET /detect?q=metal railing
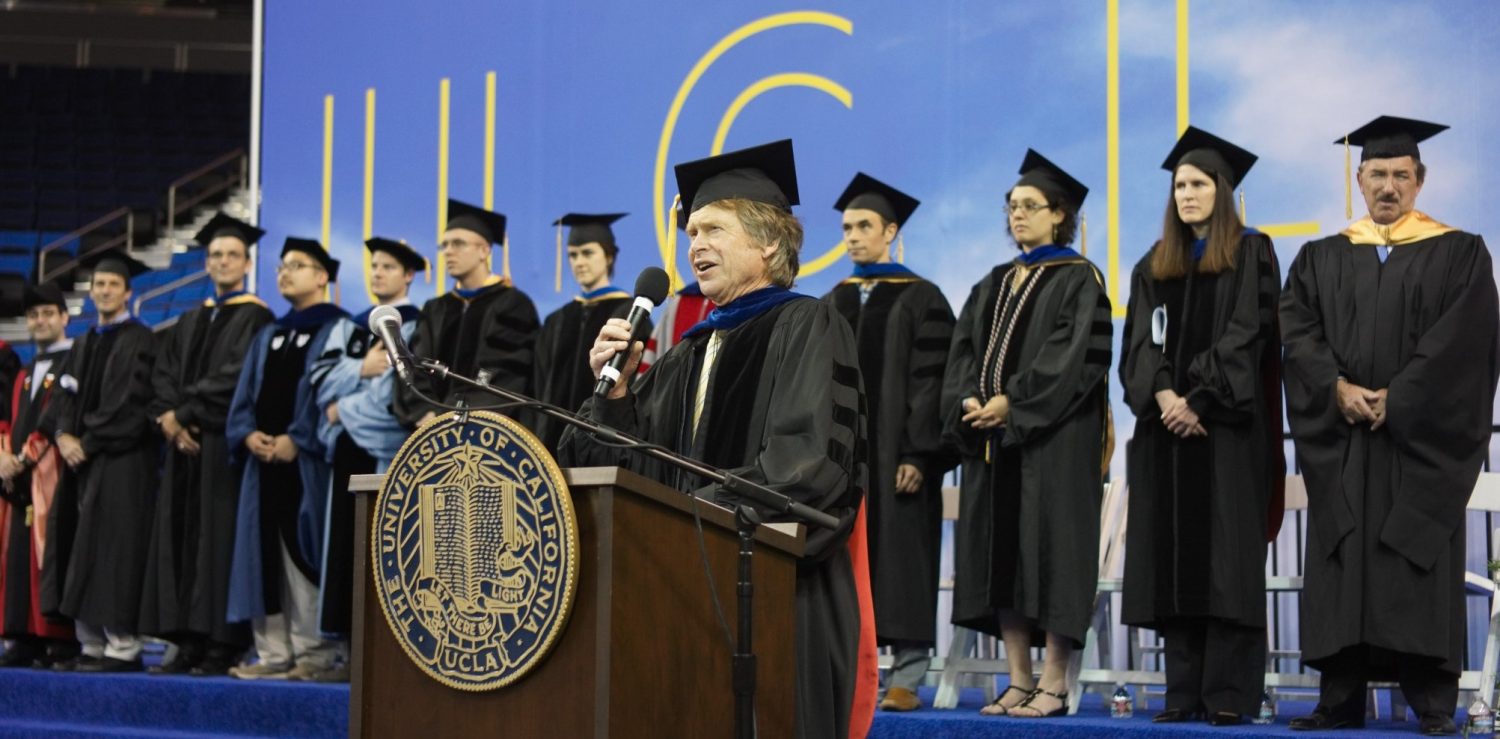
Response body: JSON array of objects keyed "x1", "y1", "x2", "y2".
[
  {"x1": 37, "y1": 207, "x2": 134, "y2": 285},
  {"x1": 133, "y1": 269, "x2": 211, "y2": 316},
  {"x1": 166, "y1": 148, "x2": 247, "y2": 249},
  {"x1": 33, "y1": 148, "x2": 247, "y2": 286}
]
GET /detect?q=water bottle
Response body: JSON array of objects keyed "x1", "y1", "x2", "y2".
[
  {"x1": 1253, "y1": 691, "x2": 1276, "y2": 725},
  {"x1": 1468, "y1": 695, "x2": 1494, "y2": 736},
  {"x1": 1111, "y1": 685, "x2": 1133, "y2": 719}
]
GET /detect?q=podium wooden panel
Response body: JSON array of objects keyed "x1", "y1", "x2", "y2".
[{"x1": 347, "y1": 466, "x2": 804, "y2": 738}]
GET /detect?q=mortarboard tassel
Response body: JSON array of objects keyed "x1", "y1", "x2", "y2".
[
  {"x1": 555, "y1": 221, "x2": 564, "y2": 293},
  {"x1": 1344, "y1": 135, "x2": 1353, "y2": 220},
  {"x1": 666, "y1": 194, "x2": 683, "y2": 292},
  {"x1": 422, "y1": 253, "x2": 431, "y2": 285},
  {"x1": 1080, "y1": 210, "x2": 1088, "y2": 256},
  {"x1": 1239, "y1": 189, "x2": 1247, "y2": 224},
  {"x1": 502, "y1": 233, "x2": 511, "y2": 282},
  {"x1": 896, "y1": 233, "x2": 905, "y2": 264}
]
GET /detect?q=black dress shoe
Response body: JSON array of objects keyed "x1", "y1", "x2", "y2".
[
  {"x1": 75, "y1": 656, "x2": 143, "y2": 673},
  {"x1": 148, "y1": 653, "x2": 200, "y2": 675},
  {"x1": 51, "y1": 654, "x2": 100, "y2": 672},
  {"x1": 189, "y1": 657, "x2": 234, "y2": 677},
  {"x1": 1153, "y1": 708, "x2": 1200, "y2": 723},
  {"x1": 1289, "y1": 706, "x2": 1365, "y2": 731},
  {"x1": 1419, "y1": 713, "x2": 1457, "y2": 736},
  {"x1": 37, "y1": 642, "x2": 81, "y2": 670},
  {"x1": 0, "y1": 644, "x2": 41, "y2": 668},
  {"x1": 1207, "y1": 711, "x2": 1242, "y2": 726}
]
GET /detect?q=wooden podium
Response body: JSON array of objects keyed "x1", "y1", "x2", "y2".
[{"x1": 347, "y1": 466, "x2": 805, "y2": 738}]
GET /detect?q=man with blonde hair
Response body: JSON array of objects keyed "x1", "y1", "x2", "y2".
[{"x1": 563, "y1": 139, "x2": 867, "y2": 739}]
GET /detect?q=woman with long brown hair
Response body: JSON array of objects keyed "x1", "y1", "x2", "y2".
[
  {"x1": 1119, "y1": 127, "x2": 1282, "y2": 726},
  {"x1": 943, "y1": 150, "x2": 1113, "y2": 719}
]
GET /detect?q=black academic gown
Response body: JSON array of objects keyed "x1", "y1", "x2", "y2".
[
  {"x1": 1281, "y1": 227, "x2": 1500, "y2": 676},
  {"x1": 395, "y1": 280, "x2": 540, "y2": 425},
  {"x1": 941, "y1": 256, "x2": 1113, "y2": 645},
  {"x1": 40, "y1": 319, "x2": 158, "y2": 632},
  {"x1": 560, "y1": 297, "x2": 866, "y2": 739},
  {"x1": 532, "y1": 291, "x2": 631, "y2": 450},
  {"x1": 824, "y1": 274, "x2": 955, "y2": 646},
  {"x1": 1120, "y1": 234, "x2": 1280, "y2": 630},
  {"x1": 139, "y1": 296, "x2": 272, "y2": 646}
]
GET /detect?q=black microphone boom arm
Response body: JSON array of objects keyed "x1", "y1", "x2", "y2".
[{"x1": 415, "y1": 357, "x2": 840, "y2": 531}]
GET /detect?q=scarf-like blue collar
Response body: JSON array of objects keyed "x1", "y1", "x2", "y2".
[
  {"x1": 851, "y1": 262, "x2": 918, "y2": 279},
  {"x1": 682, "y1": 286, "x2": 811, "y2": 338},
  {"x1": 578, "y1": 285, "x2": 630, "y2": 301},
  {"x1": 276, "y1": 302, "x2": 347, "y2": 330},
  {"x1": 1015, "y1": 244, "x2": 1082, "y2": 266},
  {"x1": 453, "y1": 276, "x2": 506, "y2": 300},
  {"x1": 210, "y1": 289, "x2": 249, "y2": 305}
]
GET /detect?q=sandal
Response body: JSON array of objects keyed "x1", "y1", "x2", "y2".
[
  {"x1": 1008, "y1": 687, "x2": 1069, "y2": 718},
  {"x1": 979, "y1": 685, "x2": 1033, "y2": 716}
]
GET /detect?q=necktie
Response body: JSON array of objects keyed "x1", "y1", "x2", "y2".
[{"x1": 692, "y1": 331, "x2": 723, "y2": 441}]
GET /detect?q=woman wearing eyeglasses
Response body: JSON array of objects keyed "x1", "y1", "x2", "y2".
[
  {"x1": 942, "y1": 150, "x2": 1113, "y2": 719},
  {"x1": 1118, "y1": 128, "x2": 1282, "y2": 726}
]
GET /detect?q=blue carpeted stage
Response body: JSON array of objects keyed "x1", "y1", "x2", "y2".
[{"x1": 0, "y1": 671, "x2": 1466, "y2": 737}]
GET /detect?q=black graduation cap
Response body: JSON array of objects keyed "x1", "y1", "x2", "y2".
[
  {"x1": 1336, "y1": 115, "x2": 1449, "y2": 161},
  {"x1": 365, "y1": 237, "x2": 426, "y2": 273},
  {"x1": 833, "y1": 173, "x2": 921, "y2": 227},
  {"x1": 446, "y1": 199, "x2": 507, "y2": 245},
  {"x1": 23, "y1": 282, "x2": 67, "y2": 311},
  {"x1": 83, "y1": 249, "x2": 151, "y2": 282},
  {"x1": 281, "y1": 237, "x2": 340, "y2": 281},
  {"x1": 1161, "y1": 126, "x2": 1259, "y2": 188},
  {"x1": 673, "y1": 139, "x2": 799, "y2": 229},
  {"x1": 192, "y1": 212, "x2": 264, "y2": 248},
  {"x1": 1015, "y1": 149, "x2": 1089, "y2": 207},
  {"x1": 553, "y1": 213, "x2": 627, "y2": 247}
]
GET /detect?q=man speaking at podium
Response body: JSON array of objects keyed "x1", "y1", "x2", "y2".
[{"x1": 562, "y1": 139, "x2": 867, "y2": 739}]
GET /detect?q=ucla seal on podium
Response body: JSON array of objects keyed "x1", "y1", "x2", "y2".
[{"x1": 373, "y1": 410, "x2": 579, "y2": 691}]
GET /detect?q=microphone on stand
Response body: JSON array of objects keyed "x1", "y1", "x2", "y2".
[
  {"x1": 368, "y1": 304, "x2": 418, "y2": 386},
  {"x1": 595, "y1": 267, "x2": 671, "y2": 397}
]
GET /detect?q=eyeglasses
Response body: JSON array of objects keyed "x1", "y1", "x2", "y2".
[
  {"x1": 1004, "y1": 201, "x2": 1052, "y2": 217},
  {"x1": 275, "y1": 261, "x2": 319, "y2": 274}
]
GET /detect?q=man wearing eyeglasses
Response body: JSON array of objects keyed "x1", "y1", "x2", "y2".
[
  {"x1": 223, "y1": 238, "x2": 349, "y2": 681},
  {"x1": 139, "y1": 214, "x2": 273, "y2": 677},
  {"x1": 395, "y1": 200, "x2": 539, "y2": 429}
]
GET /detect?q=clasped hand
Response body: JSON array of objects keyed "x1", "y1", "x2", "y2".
[
  {"x1": 961, "y1": 395, "x2": 1009, "y2": 430},
  {"x1": 245, "y1": 431, "x2": 298, "y2": 463},
  {"x1": 1155, "y1": 390, "x2": 1206, "y2": 438},
  {"x1": 1336, "y1": 378, "x2": 1387, "y2": 429}
]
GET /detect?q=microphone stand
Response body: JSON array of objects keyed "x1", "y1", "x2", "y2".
[{"x1": 414, "y1": 357, "x2": 839, "y2": 739}]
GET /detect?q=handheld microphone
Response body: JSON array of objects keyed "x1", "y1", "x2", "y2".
[
  {"x1": 368, "y1": 304, "x2": 417, "y2": 386},
  {"x1": 595, "y1": 267, "x2": 671, "y2": 397}
]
